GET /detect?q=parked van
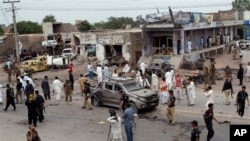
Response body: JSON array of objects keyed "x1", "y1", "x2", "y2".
[{"x1": 62, "y1": 48, "x2": 77, "y2": 60}]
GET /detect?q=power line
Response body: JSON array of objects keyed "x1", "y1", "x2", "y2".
[
  {"x1": 0, "y1": 6, "x2": 10, "y2": 25},
  {"x1": 18, "y1": 3, "x2": 232, "y2": 12}
]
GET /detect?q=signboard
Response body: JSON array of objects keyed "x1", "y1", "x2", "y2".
[
  {"x1": 98, "y1": 35, "x2": 124, "y2": 45},
  {"x1": 183, "y1": 22, "x2": 217, "y2": 30}
]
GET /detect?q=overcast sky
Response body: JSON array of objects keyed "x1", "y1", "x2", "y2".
[{"x1": 0, "y1": 0, "x2": 233, "y2": 25}]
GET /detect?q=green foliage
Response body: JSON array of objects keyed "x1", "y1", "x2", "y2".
[
  {"x1": 43, "y1": 14, "x2": 56, "y2": 22},
  {"x1": 0, "y1": 26, "x2": 4, "y2": 36},
  {"x1": 91, "y1": 15, "x2": 145, "y2": 30},
  {"x1": 10, "y1": 21, "x2": 42, "y2": 34},
  {"x1": 78, "y1": 20, "x2": 92, "y2": 32},
  {"x1": 232, "y1": 0, "x2": 250, "y2": 10}
]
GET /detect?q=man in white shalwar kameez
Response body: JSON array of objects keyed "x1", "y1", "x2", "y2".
[
  {"x1": 104, "y1": 64, "x2": 110, "y2": 81},
  {"x1": 0, "y1": 83, "x2": 3, "y2": 104},
  {"x1": 204, "y1": 86, "x2": 214, "y2": 109},
  {"x1": 165, "y1": 70, "x2": 173, "y2": 90},
  {"x1": 96, "y1": 65, "x2": 103, "y2": 83},
  {"x1": 140, "y1": 62, "x2": 146, "y2": 75},
  {"x1": 107, "y1": 110, "x2": 123, "y2": 141},
  {"x1": 187, "y1": 78, "x2": 196, "y2": 106},
  {"x1": 52, "y1": 77, "x2": 63, "y2": 101},
  {"x1": 151, "y1": 71, "x2": 159, "y2": 92}
]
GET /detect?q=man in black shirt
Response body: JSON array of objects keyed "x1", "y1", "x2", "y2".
[
  {"x1": 69, "y1": 71, "x2": 74, "y2": 90},
  {"x1": 16, "y1": 78, "x2": 23, "y2": 104},
  {"x1": 25, "y1": 80, "x2": 34, "y2": 98},
  {"x1": 4, "y1": 84, "x2": 16, "y2": 111},
  {"x1": 203, "y1": 103, "x2": 220, "y2": 141},
  {"x1": 26, "y1": 94, "x2": 38, "y2": 127},
  {"x1": 191, "y1": 120, "x2": 201, "y2": 141},
  {"x1": 166, "y1": 90, "x2": 176, "y2": 125},
  {"x1": 222, "y1": 79, "x2": 233, "y2": 105},
  {"x1": 236, "y1": 86, "x2": 250, "y2": 117},
  {"x1": 35, "y1": 90, "x2": 45, "y2": 122},
  {"x1": 119, "y1": 90, "x2": 129, "y2": 113},
  {"x1": 41, "y1": 75, "x2": 50, "y2": 100}
]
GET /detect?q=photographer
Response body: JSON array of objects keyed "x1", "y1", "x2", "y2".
[
  {"x1": 107, "y1": 109, "x2": 123, "y2": 141},
  {"x1": 204, "y1": 86, "x2": 214, "y2": 109}
]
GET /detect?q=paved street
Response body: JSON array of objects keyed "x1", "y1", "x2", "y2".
[{"x1": 0, "y1": 53, "x2": 250, "y2": 141}]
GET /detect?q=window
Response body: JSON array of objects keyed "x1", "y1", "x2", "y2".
[
  {"x1": 105, "y1": 83, "x2": 113, "y2": 90},
  {"x1": 114, "y1": 85, "x2": 122, "y2": 92}
]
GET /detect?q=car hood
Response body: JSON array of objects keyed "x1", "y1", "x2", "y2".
[{"x1": 130, "y1": 89, "x2": 156, "y2": 97}]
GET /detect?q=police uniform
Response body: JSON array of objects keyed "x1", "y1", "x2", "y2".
[
  {"x1": 64, "y1": 80, "x2": 73, "y2": 102},
  {"x1": 26, "y1": 94, "x2": 38, "y2": 127}
]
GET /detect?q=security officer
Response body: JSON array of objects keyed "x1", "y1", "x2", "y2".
[
  {"x1": 119, "y1": 90, "x2": 129, "y2": 113},
  {"x1": 64, "y1": 80, "x2": 73, "y2": 103},
  {"x1": 203, "y1": 103, "x2": 220, "y2": 141},
  {"x1": 82, "y1": 80, "x2": 92, "y2": 110},
  {"x1": 16, "y1": 78, "x2": 23, "y2": 104},
  {"x1": 166, "y1": 90, "x2": 176, "y2": 125},
  {"x1": 35, "y1": 90, "x2": 45, "y2": 122},
  {"x1": 25, "y1": 94, "x2": 38, "y2": 127},
  {"x1": 4, "y1": 84, "x2": 16, "y2": 111}
]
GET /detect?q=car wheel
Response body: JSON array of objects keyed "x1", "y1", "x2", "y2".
[
  {"x1": 129, "y1": 102, "x2": 138, "y2": 114},
  {"x1": 91, "y1": 96, "x2": 101, "y2": 107}
]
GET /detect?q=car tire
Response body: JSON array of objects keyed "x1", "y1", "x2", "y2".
[
  {"x1": 129, "y1": 102, "x2": 138, "y2": 114},
  {"x1": 91, "y1": 96, "x2": 101, "y2": 107}
]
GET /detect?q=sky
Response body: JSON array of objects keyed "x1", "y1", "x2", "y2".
[{"x1": 0, "y1": 0, "x2": 234, "y2": 26}]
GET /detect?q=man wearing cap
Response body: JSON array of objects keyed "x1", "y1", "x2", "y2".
[
  {"x1": 190, "y1": 120, "x2": 201, "y2": 141},
  {"x1": 203, "y1": 103, "x2": 220, "y2": 141},
  {"x1": 166, "y1": 90, "x2": 176, "y2": 125},
  {"x1": 236, "y1": 86, "x2": 249, "y2": 117}
]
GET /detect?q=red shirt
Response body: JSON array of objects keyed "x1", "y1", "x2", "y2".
[
  {"x1": 69, "y1": 63, "x2": 73, "y2": 72},
  {"x1": 176, "y1": 77, "x2": 182, "y2": 87},
  {"x1": 160, "y1": 81, "x2": 167, "y2": 92}
]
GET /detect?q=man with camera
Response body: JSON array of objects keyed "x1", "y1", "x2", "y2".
[{"x1": 107, "y1": 109, "x2": 123, "y2": 141}]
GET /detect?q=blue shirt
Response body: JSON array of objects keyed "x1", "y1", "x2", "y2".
[{"x1": 123, "y1": 107, "x2": 134, "y2": 126}]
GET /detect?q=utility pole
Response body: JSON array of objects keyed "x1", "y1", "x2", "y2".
[{"x1": 3, "y1": 0, "x2": 20, "y2": 64}]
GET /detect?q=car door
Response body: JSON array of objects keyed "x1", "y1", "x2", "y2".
[
  {"x1": 111, "y1": 84, "x2": 124, "y2": 106},
  {"x1": 102, "y1": 82, "x2": 114, "y2": 104}
]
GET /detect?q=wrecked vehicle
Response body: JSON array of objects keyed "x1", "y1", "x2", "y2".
[
  {"x1": 148, "y1": 59, "x2": 174, "y2": 77},
  {"x1": 90, "y1": 77, "x2": 159, "y2": 113}
]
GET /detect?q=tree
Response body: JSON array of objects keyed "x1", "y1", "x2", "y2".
[
  {"x1": 10, "y1": 21, "x2": 42, "y2": 34},
  {"x1": 0, "y1": 26, "x2": 4, "y2": 36},
  {"x1": 43, "y1": 14, "x2": 56, "y2": 22},
  {"x1": 232, "y1": 0, "x2": 250, "y2": 10},
  {"x1": 78, "y1": 20, "x2": 92, "y2": 32}
]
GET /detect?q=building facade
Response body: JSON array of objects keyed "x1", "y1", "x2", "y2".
[{"x1": 143, "y1": 10, "x2": 249, "y2": 57}]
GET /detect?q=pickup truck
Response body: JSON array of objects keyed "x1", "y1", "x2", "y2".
[{"x1": 90, "y1": 77, "x2": 159, "y2": 113}]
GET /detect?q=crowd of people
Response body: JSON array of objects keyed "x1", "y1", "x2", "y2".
[{"x1": 1, "y1": 57, "x2": 250, "y2": 141}]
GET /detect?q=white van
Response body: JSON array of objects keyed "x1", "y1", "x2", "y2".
[{"x1": 62, "y1": 48, "x2": 77, "y2": 60}]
